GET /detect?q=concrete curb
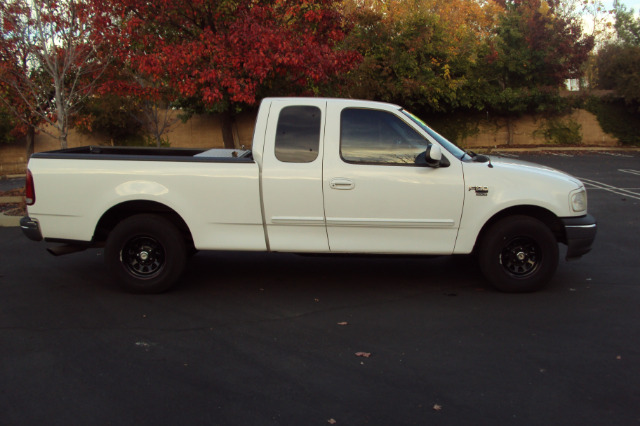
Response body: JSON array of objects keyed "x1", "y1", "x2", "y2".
[
  {"x1": 0, "y1": 196, "x2": 24, "y2": 203},
  {"x1": 0, "y1": 174, "x2": 26, "y2": 182},
  {"x1": 482, "y1": 146, "x2": 640, "y2": 153},
  {"x1": 0, "y1": 195, "x2": 24, "y2": 227},
  {"x1": 0, "y1": 213, "x2": 20, "y2": 227}
]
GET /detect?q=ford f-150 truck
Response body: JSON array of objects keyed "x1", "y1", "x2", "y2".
[{"x1": 20, "y1": 98, "x2": 596, "y2": 293}]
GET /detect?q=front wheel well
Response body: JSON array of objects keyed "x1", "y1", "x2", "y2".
[
  {"x1": 473, "y1": 206, "x2": 565, "y2": 254},
  {"x1": 93, "y1": 200, "x2": 194, "y2": 248}
]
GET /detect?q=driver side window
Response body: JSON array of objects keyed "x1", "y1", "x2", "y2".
[{"x1": 340, "y1": 108, "x2": 427, "y2": 165}]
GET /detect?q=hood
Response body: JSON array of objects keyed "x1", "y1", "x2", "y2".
[{"x1": 487, "y1": 155, "x2": 584, "y2": 188}]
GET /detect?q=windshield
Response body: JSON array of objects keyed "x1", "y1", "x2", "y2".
[{"x1": 401, "y1": 109, "x2": 465, "y2": 160}]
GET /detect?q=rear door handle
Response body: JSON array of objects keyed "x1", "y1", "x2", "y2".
[{"x1": 330, "y1": 178, "x2": 355, "y2": 190}]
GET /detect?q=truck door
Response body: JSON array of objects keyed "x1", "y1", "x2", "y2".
[
  {"x1": 322, "y1": 102, "x2": 465, "y2": 254},
  {"x1": 260, "y1": 100, "x2": 330, "y2": 252}
]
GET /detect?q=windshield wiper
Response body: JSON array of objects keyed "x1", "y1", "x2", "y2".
[
  {"x1": 463, "y1": 150, "x2": 477, "y2": 160},
  {"x1": 464, "y1": 150, "x2": 493, "y2": 168}
]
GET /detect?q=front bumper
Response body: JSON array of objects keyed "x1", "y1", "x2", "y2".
[
  {"x1": 562, "y1": 214, "x2": 597, "y2": 260},
  {"x1": 20, "y1": 216, "x2": 43, "y2": 242}
]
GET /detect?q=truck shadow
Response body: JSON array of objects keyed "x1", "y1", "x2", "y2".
[
  {"x1": 178, "y1": 251, "x2": 485, "y2": 296},
  {"x1": 60, "y1": 246, "x2": 489, "y2": 298}
]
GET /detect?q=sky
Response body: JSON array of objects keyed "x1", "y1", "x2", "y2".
[
  {"x1": 580, "y1": 0, "x2": 640, "y2": 39},
  {"x1": 606, "y1": 0, "x2": 640, "y2": 13}
]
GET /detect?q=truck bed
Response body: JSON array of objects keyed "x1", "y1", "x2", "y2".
[{"x1": 31, "y1": 146, "x2": 253, "y2": 163}]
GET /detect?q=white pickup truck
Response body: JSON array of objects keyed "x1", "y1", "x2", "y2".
[{"x1": 21, "y1": 98, "x2": 596, "y2": 293}]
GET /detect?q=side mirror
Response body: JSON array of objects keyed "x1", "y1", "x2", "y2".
[
  {"x1": 426, "y1": 144, "x2": 442, "y2": 165},
  {"x1": 416, "y1": 144, "x2": 450, "y2": 167}
]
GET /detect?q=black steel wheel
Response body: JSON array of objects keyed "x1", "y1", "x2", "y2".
[
  {"x1": 121, "y1": 236, "x2": 165, "y2": 278},
  {"x1": 500, "y1": 237, "x2": 541, "y2": 278},
  {"x1": 105, "y1": 214, "x2": 187, "y2": 294},
  {"x1": 478, "y1": 215, "x2": 558, "y2": 293}
]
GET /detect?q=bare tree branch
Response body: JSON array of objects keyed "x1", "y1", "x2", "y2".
[{"x1": 0, "y1": 0, "x2": 113, "y2": 148}]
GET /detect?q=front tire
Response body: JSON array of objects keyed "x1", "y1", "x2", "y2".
[
  {"x1": 478, "y1": 215, "x2": 559, "y2": 293},
  {"x1": 105, "y1": 214, "x2": 187, "y2": 294}
]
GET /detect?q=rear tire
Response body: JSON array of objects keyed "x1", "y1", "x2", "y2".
[
  {"x1": 478, "y1": 215, "x2": 558, "y2": 293},
  {"x1": 105, "y1": 214, "x2": 187, "y2": 294}
]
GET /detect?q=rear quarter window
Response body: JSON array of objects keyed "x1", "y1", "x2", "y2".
[{"x1": 275, "y1": 106, "x2": 321, "y2": 163}]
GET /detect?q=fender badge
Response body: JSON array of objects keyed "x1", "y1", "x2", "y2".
[{"x1": 469, "y1": 186, "x2": 489, "y2": 196}]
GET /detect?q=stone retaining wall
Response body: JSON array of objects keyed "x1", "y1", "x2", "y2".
[
  {"x1": 0, "y1": 108, "x2": 618, "y2": 176},
  {"x1": 461, "y1": 109, "x2": 618, "y2": 147}
]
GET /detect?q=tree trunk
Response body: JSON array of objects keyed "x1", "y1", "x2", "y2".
[
  {"x1": 25, "y1": 126, "x2": 35, "y2": 158},
  {"x1": 55, "y1": 80, "x2": 68, "y2": 149},
  {"x1": 57, "y1": 112, "x2": 68, "y2": 149},
  {"x1": 220, "y1": 112, "x2": 237, "y2": 149},
  {"x1": 506, "y1": 116, "x2": 514, "y2": 145}
]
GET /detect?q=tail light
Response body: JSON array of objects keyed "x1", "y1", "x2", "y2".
[{"x1": 25, "y1": 169, "x2": 35, "y2": 206}]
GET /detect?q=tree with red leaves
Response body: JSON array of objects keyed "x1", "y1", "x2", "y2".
[
  {"x1": 0, "y1": 60, "x2": 38, "y2": 154},
  {"x1": 106, "y1": 0, "x2": 360, "y2": 147}
]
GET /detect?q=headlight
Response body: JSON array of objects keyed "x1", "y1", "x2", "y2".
[{"x1": 570, "y1": 188, "x2": 587, "y2": 213}]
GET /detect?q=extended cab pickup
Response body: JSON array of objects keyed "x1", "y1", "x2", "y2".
[{"x1": 21, "y1": 98, "x2": 596, "y2": 293}]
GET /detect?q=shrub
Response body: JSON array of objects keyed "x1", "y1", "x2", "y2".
[
  {"x1": 586, "y1": 97, "x2": 640, "y2": 146},
  {"x1": 538, "y1": 117, "x2": 582, "y2": 145}
]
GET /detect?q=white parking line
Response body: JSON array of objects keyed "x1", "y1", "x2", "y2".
[
  {"x1": 619, "y1": 169, "x2": 640, "y2": 176},
  {"x1": 494, "y1": 152, "x2": 519, "y2": 158},
  {"x1": 602, "y1": 152, "x2": 634, "y2": 158},
  {"x1": 579, "y1": 177, "x2": 640, "y2": 201},
  {"x1": 550, "y1": 153, "x2": 573, "y2": 157}
]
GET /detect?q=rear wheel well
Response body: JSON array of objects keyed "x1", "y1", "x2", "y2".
[
  {"x1": 93, "y1": 201, "x2": 194, "y2": 248},
  {"x1": 473, "y1": 206, "x2": 565, "y2": 253}
]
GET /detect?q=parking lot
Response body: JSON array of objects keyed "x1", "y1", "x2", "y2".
[{"x1": 1, "y1": 151, "x2": 639, "y2": 425}]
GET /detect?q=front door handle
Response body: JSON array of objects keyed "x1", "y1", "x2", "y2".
[{"x1": 330, "y1": 178, "x2": 355, "y2": 190}]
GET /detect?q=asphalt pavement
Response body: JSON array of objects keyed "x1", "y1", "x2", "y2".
[{"x1": 1, "y1": 151, "x2": 639, "y2": 425}]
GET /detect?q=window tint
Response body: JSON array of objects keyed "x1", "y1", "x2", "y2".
[
  {"x1": 340, "y1": 109, "x2": 427, "y2": 165},
  {"x1": 275, "y1": 106, "x2": 321, "y2": 163}
]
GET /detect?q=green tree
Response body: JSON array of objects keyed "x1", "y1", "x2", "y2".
[
  {"x1": 486, "y1": 0, "x2": 594, "y2": 143},
  {"x1": 613, "y1": 0, "x2": 640, "y2": 45},
  {"x1": 596, "y1": 2, "x2": 640, "y2": 109},
  {"x1": 340, "y1": 0, "x2": 500, "y2": 112},
  {"x1": 0, "y1": 101, "x2": 19, "y2": 144},
  {"x1": 73, "y1": 94, "x2": 144, "y2": 144}
]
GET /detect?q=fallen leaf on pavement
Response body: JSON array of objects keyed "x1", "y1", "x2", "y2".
[
  {"x1": 337, "y1": 322, "x2": 348, "y2": 326},
  {"x1": 327, "y1": 419, "x2": 337, "y2": 424},
  {"x1": 355, "y1": 352, "x2": 371, "y2": 358},
  {"x1": 433, "y1": 404, "x2": 442, "y2": 411}
]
